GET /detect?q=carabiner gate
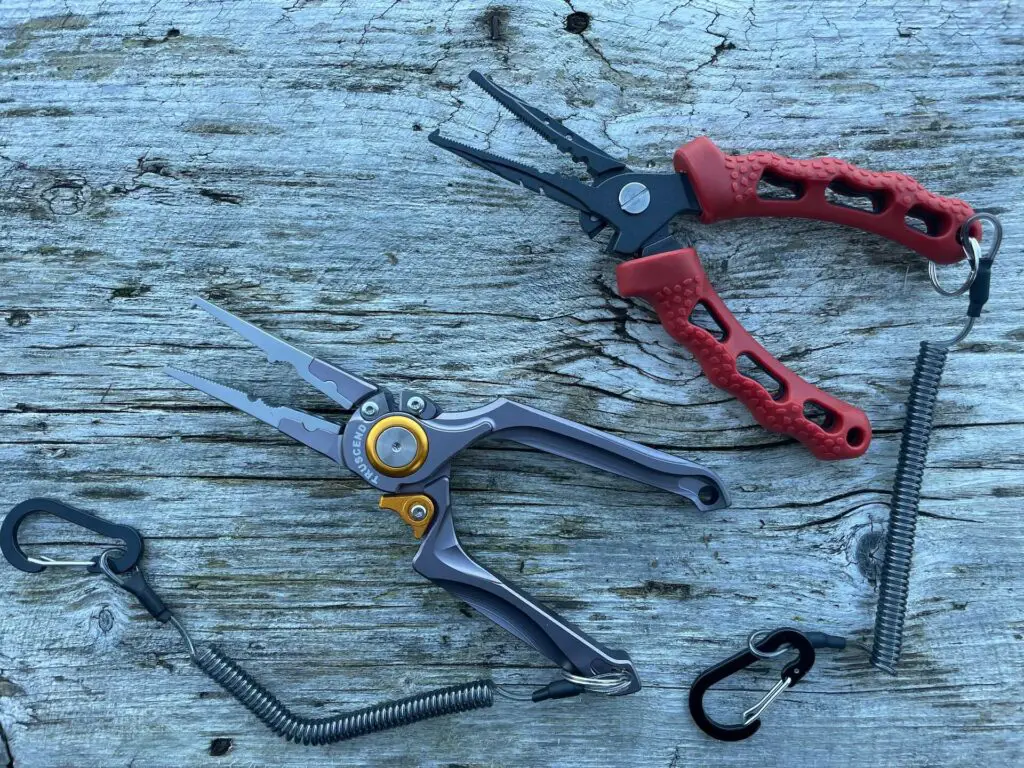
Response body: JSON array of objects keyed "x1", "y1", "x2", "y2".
[
  {"x1": 1, "y1": 498, "x2": 144, "y2": 575},
  {"x1": 688, "y1": 628, "x2": 816, "y2": 742}
]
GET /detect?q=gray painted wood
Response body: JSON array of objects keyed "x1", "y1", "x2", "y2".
[{"x1": 1, "y1": 0, "x2": 1022, "y2": 765}]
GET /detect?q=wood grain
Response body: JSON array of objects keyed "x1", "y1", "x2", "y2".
[{"x1": 1, "y1": 0, "x2": 1022, "y2": 765}]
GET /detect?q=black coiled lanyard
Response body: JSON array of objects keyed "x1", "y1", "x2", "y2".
[
  {"x1": 0, "y1": 499, "x2": 544, "y2": 746},
  {"x1": 871, "y1": 211, "x2": 1001, "y2": 674}
]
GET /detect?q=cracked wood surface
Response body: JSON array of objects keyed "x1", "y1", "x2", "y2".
[{"x1": 1, "y1": 0, "x2": 1022, "y2": 766}]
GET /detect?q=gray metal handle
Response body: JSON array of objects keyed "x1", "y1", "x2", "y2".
[
  {"x1": 431, "y1": 399, "x2": 728, "y2": 511},
  {"x1": 411, "y1": 479, "x2": 640, "y2": 694}
]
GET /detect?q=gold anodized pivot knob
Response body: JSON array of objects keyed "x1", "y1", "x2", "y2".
[{"x1": 364, "y1": 415, "x2": 429, "y2": 477}]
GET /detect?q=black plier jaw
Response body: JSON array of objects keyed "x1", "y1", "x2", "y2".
[
  {"x1": 167, "y1": 297, "x2": 729, "y2": 695},
  {"x1": 427, "y1": 70, "x2": 702, "y2": 259}
]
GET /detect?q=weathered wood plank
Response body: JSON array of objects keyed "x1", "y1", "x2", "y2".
[{"x1": 1, "y1": 0, "x2": 1022, "y2": 765}]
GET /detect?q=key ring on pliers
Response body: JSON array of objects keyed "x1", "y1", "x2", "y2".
[
  {"x1": 926, "y1": 212, "x2": 1002, "y2": 346},
  {"x1": 928, "y1": 212, "x2": 1002, "y2": 297}
]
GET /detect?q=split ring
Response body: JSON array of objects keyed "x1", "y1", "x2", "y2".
[{"x1": 928, "y1": 238, "x2": 978, "y2": 297}]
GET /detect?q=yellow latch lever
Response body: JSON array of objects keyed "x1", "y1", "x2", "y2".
[{"x1": 378, "y1": 494, "x2": 435, "y2": 539}]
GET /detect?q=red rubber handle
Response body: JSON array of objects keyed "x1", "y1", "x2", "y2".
[
  {"x1": 617, "y1": 248, "x2": 871, "y2": 460},
  {"x1": 675, "y1": 137, "x2": 976, "y2": 265}
]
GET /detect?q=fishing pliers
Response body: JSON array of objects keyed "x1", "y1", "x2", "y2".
[
  {"x1": 429, "y1": 72, "x2": 980, "y2": 460},
  {"x1": 166, "y1": 298, "x2": 729, "y2": 695}
]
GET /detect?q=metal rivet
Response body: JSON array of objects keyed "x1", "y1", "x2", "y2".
[
  {"x1": 374, "y1": 426, "x2": 419, "y2": 469},
  {"x1": 360, "y1": 401, "x2": 379, "y2": 418},
  {"x1": 407, "y1": 396, "x2": 425, "y2": 413},
  {"x1": 409, "y1": 504, "x2": 428, "y2": 521},
  {"x1": 618, "y1": 182, "x2": 651, "y2": 214}
]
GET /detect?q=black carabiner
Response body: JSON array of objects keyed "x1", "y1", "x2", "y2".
[
  {"x1": 1, "y1": 498, "x2": 143, "y2": 575},
  {"x1": 689, "y1": 628, "x2": 816, "y2": 742}
]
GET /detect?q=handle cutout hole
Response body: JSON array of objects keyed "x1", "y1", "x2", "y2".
[
  {"x1": 698, "y1": 485, "x2": 720, "y2": 506},
  {"x1": 905, "y1": 205, "x2": 947, "y2": 237},
  {"x1": 802, "y1": 400, "x2": 837, "y2": 431},
  {"x1": 737, "y1": 353, "x2": 785, "y2": 401},
  {"x1": 688, "y1": 301, "x2": 727, "y2": 341},
  {"x1": 825, "y1": 179, "x2": 887, "y2": 214},
  {"x1": 756, "y1": 171, "x2": 803, "y2": 201},
  {"x1": 846, "y1": 426, "x2": 866, "y2": 447}
]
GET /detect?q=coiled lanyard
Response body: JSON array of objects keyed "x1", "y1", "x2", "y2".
[{"x1": 871, "y1": 211, "x2": 1001, "y2": 673}]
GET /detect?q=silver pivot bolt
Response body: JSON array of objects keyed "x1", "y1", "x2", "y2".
[
  {"x1": 360, "y1": 401, "x2": 379, "y2": 418},
  {"x1": 406, "y1": 396, "x2": 425, "y2": 414},
  {"x1": 409, "y1": 504, "x2": 428, "y2": 521},
  {"x1": 374, "y1": 426, "x2": 420, "y2": 469},
  {"x1": 618, "y1": 182, "x2": 650, "y2": 214}
]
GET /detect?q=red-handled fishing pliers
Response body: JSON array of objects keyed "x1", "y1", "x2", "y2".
[{"x1": 429, "y1": 71, "x2": 980, "y2": 460}]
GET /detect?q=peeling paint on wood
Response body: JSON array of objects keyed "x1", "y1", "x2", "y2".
[{"x1": 1, "y1": 0, "x2": 1023, "y2": 766}]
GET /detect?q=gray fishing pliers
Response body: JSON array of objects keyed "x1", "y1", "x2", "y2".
[{"x1": 166, "y1": 298, "x2": 729, "y2": 695}]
